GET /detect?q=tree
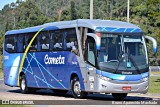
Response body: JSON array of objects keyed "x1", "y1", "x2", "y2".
[
  {"x1": 70, "y1": 1, "x2": 77, "y2": 20},
  {"x1": 15, "y1": 0, "x2": 48, "y2": 28}
]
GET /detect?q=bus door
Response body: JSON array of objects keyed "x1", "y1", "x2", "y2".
[{"x1": 86, "y1": 36, "x2": 97, "y2": 91}]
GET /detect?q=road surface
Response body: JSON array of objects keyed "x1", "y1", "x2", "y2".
[{"x1": 0, "y1": 79, "x2": 160, "y2": 106}]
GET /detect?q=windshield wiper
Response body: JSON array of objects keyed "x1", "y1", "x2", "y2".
[
  {"x1": 128, "y1": 54, "x2": 141, "y2": 74},
  {"x1": 114, "y1": 50, "x2": 124, "y2": 74},
  {"x1": 114, "y1": 36, "x2": 124, "y2": 73},
  {"x1": 114, "y1": 50, "x2": 141, "y2": 74}
]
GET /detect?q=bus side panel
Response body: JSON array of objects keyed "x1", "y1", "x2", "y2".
[
  {"x1": 3, "y1": 51, "x2": 23, "y2": 86},
  {"x1": 22, "y1": 52, "x2": 84, "y2": 90}
]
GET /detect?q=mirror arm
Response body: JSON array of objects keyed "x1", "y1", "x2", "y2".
[
  {"x1": 86, "y1": 33, "x2": 101, "y2": 50},
  {"x1": 145, "y1": 36, "x2": 158, "y2": 53}
]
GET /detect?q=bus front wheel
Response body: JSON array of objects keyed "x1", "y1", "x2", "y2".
[
  {"x1": 112, "y1": 93, "x2": 127, "y2": 100},
  {"x1": 20, "y1": 75, "x2": 30, "y2": 94},
  {"x1": 71, "y1": 77, "x2": 87, "y2": 99}
]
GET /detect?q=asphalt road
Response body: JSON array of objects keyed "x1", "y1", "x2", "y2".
[{"x1": 0, "y1": 79, "x2": 160, "y2": 105}]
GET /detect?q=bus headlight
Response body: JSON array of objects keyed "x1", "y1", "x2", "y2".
[
  {"x1": 96, "y1": 74, "x2": 111, "y2": 81},
  {"x1": 142, "y1": 77, "x2": 148, "y2": 82}
]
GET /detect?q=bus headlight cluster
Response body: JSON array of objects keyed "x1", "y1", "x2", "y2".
[
  {"x1": 142, "y1": 77, "x2": 148, "y2": 82},
  {"x1": 96, "y1": 74, "x2": 111, "y2": 81}
]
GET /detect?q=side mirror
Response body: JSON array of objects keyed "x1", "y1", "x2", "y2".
[
  {"x1": 86, "y1": 33, "x2": 101, "y2": 50},
  {"x1": 145, "y1": 36, "x2": 158, "y2": 53}
]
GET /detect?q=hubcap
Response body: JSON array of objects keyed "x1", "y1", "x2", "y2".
[
  {"x1": 74, "y1": 81, "x2": 81, "y2": 96},
  {"x1": 21, "y1": 79, "x2": 25, "y2": 90}
]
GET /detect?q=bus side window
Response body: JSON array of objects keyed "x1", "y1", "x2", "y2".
[
  {"x1": 28, "y1": 33, "x2": 37, "y2": 52},
  {"x1": 65, "y1": 28, "x2": 79, "y2": 56},
  {"x1": 53, "y1": 31, "x2": 63, "y2": 51},
  {"x1": 5, "y1": 35, "x2": 16, "y2": 53},
  {"x1": 38, "y1": 32, "x2": 50, "y2": 51}
]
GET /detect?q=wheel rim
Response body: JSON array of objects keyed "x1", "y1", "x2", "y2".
[
  {"x1": 21, "y1": 79, "x2": 25, "y2": 90},
  {"x1": 73, "y1": 81, "x2": 81, "y2": 96}
]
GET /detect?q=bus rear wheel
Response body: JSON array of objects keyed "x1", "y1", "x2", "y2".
[
  {"x1": 112, "y1": 93, "x2": 127, "y2": 100},
  {"x1": 71, "y1": 77, "x2": 87, "y2": 99},
  {"x1": 20, "y1": 75, "x2": 31, "y2": 94}
]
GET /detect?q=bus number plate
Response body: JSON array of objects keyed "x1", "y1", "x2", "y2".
[{"x1": 122, "y1": 86, "x2": 131, "y2": 90}]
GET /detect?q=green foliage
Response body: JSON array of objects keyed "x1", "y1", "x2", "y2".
[
  {"x1": 16, "y1": 0, "x2": 48, "y2": 28},
  {"x1": 0, "y1": 55, "x2": 3, "y2": 78},
  {"x1": 0, "y1": 0, "x2": 159, "y2": 65},
  {"x1": 149, "y1": 76, "x2": 160, "y2": 93},
  {"x1": 70, "y1": 1, "x2": 77, "y2": 20}
]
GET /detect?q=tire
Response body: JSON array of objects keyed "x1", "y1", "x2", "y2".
[
  {"x1": 20, "y1": 75, "x2": 30, "y2": 94},
  {"x1": 53, "y1": 89, "x2": 68, "y2": 95},
  {"x1": 112, "y1": 93, "x2": 127, "y2": 100},
  {"x1": 71, "y1": 77, "x2": 88, "y2": 99}
]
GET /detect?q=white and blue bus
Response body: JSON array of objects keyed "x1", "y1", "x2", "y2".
[{"x1": 3, "y1": 19, "x2": 157, "y2": 100}]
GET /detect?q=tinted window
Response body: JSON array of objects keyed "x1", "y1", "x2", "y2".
[
  {"x1": 27, "y1": 33, "x2": 37, "y2": 52},
  {"x1": 38, "y1": 32, "x2": 50, "y2": 51},
  {"x1": 4, "y1": 28, "x2": 78, "y2": 54},
  {"x1": 52, "y1": 31, "x2": 63, "y2": 51},
  {"x1": 5, "y1": 35, "x2": 17, "y2": 53},
  {"x1": 65, "y1": 29, "x2": 79, "y2": 55}
]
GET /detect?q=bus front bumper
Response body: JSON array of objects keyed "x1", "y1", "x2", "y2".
[{"x1": 95, "y1": 78, "x2": 148, "y2": 94}]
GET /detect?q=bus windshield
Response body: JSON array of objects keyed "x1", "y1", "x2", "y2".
[{"x1": 97, "y1": 33, "x2": 148, "y2": 74}]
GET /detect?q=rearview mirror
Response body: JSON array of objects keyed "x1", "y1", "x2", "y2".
[
  {"x1": 145, "y1": 36, "x2": 158, "y2": 53},
  {"x1": 86, "y1": 33, "x2": 101, "y2": 50}
]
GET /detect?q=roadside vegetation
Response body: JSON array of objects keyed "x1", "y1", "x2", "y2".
[
  {"x1": 149, "y1": 71, "x2": 160, "y2": 94},
  {"x1": 0, "y1": 55, "x2": 3, "y2": 78},
  {"x1": 0, "y1": 70, "x2": 3, "y2": 78}
]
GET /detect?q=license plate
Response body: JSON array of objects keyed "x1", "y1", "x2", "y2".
[{"x1": 122, "y1": 86, "x2": 131, "y2": 90}]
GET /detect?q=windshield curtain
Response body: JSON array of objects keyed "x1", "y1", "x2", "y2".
[{"x1": 98, "y1": 33, "x2": 148, "y2": 74}]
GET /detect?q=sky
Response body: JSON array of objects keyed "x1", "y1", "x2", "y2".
[{"x1": 0, "y1": 0, "x2": 17, "y2": 10}]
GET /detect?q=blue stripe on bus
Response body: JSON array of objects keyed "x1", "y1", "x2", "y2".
[
  {"x1": 96, "y1": 70, "x2": 148, "y2": 81},
  {"x1": 96, "y1": 27, "x2": 142, "y2": 33}
]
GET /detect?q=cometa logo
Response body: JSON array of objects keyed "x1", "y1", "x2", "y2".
[{"x1": 44, "y1": 54, "x2": 65, "y2": 64}]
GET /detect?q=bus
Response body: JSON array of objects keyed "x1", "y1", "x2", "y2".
[{"x1": 3, "y1": 19, "x2": 157, "y2": 100}]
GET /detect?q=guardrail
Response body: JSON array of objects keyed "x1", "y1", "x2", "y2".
[{"x1": 149, "y1": 66, "x2": 160, "y2": 72}]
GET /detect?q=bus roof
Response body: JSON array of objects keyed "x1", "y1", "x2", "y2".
[
  {"x1": 77, "y1": 19, "x2": 142, "y2": 33},
  {"x1": 5, "y1": 19, "x2": 142, "y2": 35}
]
